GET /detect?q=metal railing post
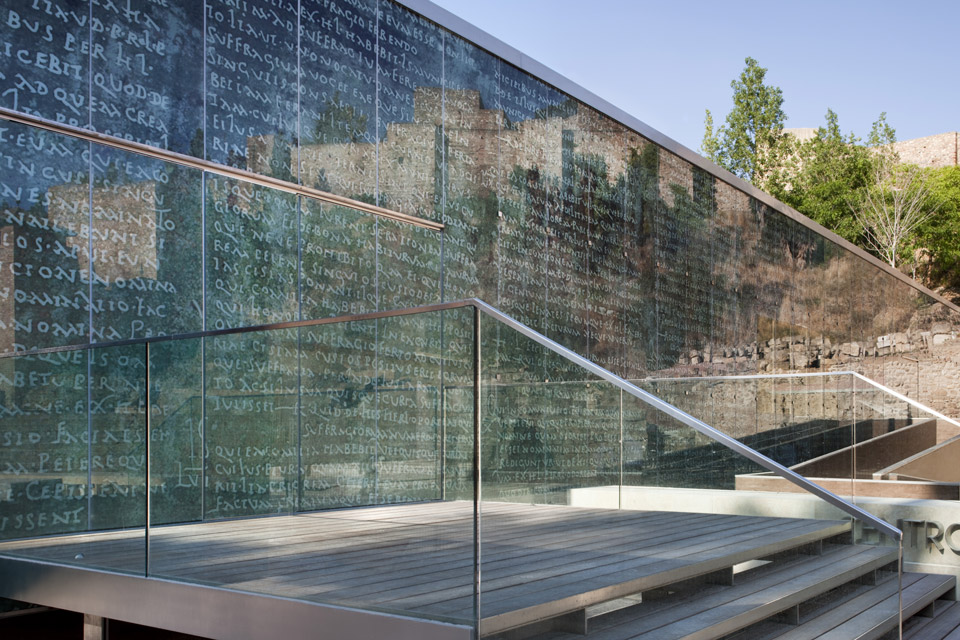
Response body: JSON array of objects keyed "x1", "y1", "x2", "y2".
[
  {"x1": 144, "y1": 342, "x2": 151, "y2": 578},
  {"x1": 472, "y1": 304, "x2": 482, "y2": 628}
]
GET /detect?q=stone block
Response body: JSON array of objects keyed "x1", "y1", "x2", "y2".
[{"x1": 840, "y1": 342, "x2": 861, "y2": 357}]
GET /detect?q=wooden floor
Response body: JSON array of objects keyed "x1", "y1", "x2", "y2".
[{"x1": 0, "y1": 501, "x2": 850, "y2": 636}]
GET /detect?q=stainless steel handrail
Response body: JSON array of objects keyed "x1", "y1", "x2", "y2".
[
  {"x1": 0, "y1": 297, "x2": 902, "y2": 540},
  {"x1": 0, "y1": 107, "x2": 443, "y2": 232},
  {"x1": 647, "y1": 371, "x2": 960, "y2": 430},
  {"x1": 467, "y1": 300, "x2": 901, "y2": 540}
]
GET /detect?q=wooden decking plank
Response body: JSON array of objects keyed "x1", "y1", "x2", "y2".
[
  {"x1": 266, "y1": 513, "x2": 755, "y2": 602},
  {"x1": 944, "y1": 618, "x2": 960, "y2": 640},
  {"x1": 346, "y1": 514, "x2": 784, "y2": 609},
  {"x1": 0, "y1": 517, "x2": 394, "y2": 569},
  {"x1": 154, "y1": 504, "x2": 672, "y2": 579},
  {"x1": 28, "y1": 506, "x2": 676, "y2": 588},
  {"x1": 216, "y1": 511, "x2": 725, "y2": 598},
  {"x1": 469, "y1": 527, "x2": 857, "y2": 635},
  {"x1": 627, "y1": 547, "x2": 897, "y2": 640},
  {"x1": 815, "y1": 573, "x2": 954, "y2": 640},
  {"x1": 550, "y1": 545, "x2": 885, "y2": 640},
  {"x1": 408, "y1": 518, "x2": 846, "y2": 621},
  {"x1": 535, "y1": 550, "x2": 834, "y2": 640},
  {"x1": 244, "y1": 511, "x2": 720, "y2": 585},
  {"x1": 0, "y1": 500, "x2": 856, "y2": 636},
  {"x1": 448, "y1": 519, "x2": 845, "y2": 615},
  {"x1": 145, "y1": 504, "x2": 492, "y2": 569},
  {"x1": 770, "y1": 573, "x2": 941, "y2": 640},
  {"x1": 903, "y1": 601, "x2": 960, "y2": 640},
  {"x1": 767, "y1": 573, "x2": 911, "y2": 640},
  {"x1": 159, "y1": 504, "x2": 670, "y2": 596},
  {"x1": 215, "y1": 510, "x2": 704, "y2": 593}
]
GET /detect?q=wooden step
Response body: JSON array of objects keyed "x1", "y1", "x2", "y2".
[
  {"x1": 525, "y1": 544, "x2": 896, "y2": 640},
  {"x1": 475, "y1": 517, "x2": 851, "y2": 636},
  {"x1": 770, "y1": 572, "x2": 955, "y2": 640},
  {"x1": 902, "y1": 601, "x2": 960, "y2": 639}
]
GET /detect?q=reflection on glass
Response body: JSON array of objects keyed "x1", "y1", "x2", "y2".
[
  {"x1": 149, "y1": 338, "x2": 203, "y2": 526},
  {"x1": 0, "y1": 123, "x2": 89, "y2": 352},
  {"x1": 496, "y1": 63, "x2": 552, "y2": 337},
  {"x1": 375, "y1": 0, "x2": 443, "y2": 220},
  {"x1": 89, "y1": 345, "x2": 147, "y2": 541},
  {"x1": 377, "y1": 216, "x2": 441, "y2": 310},
  {"x1": 92, "y1": 149, "x2": 203, "y2": 341},
  {"x1": 440, "y1": 307, "x2": 475, "y2": 501},
  {"x1": 622, "y1": 134, "x2": 657, "y2": 377},
  {"x1": 92, "y1": 0, "x2": 203, "y2": 154},
  {"x1": 299, "y1": 321, "x2": 377, "y2": 509},
  {"x1": 299, "y1": 0, "x2": 377, "y2": 199},
  {"x1": 442, "y1": 34, "x2": 499, "y2": 304},
  {"x1": 0, "y1": 344, "x2": 148, "y2": 575},
  {"x1": 0, "y1": 3, "x2": 89, "y2": 126},
  {"x1": 377, "y1": 313, "x2": 443, "y2": 503},
  {"x1": 204, "y1": 175, "x2": 299, "y2": 330},
  {"x1": 203, "y1": 330, "x2": 299, "y2": 519},
  {"x1": 205, "y1": 0, "x2": 299, "y2": 180},
  {"x1": 481, "y1": 319, "x2": 619, "y2": 504},
  {"x1": 582, "y1": 110, "x2": 629, "y2": 376},
  {"x1": 0, "y1": 351, "x2": 88, "y2": 541},
  {"x1": 709, "y1": 181, "x2": 738, "y2": 374},
  {"x1": 300, "y1": 200, "x2": 376, "y2": 319},
  {"x1": 654, "y1": 150, "x2": 712, "y2": 373}
]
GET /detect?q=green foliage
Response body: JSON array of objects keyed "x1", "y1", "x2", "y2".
[
  {"x1": 700, "y1": 109, "x2": 719, "y2": 163},
  {"x1": 767, "y1": 109, "x2": 876, "y2": 244},
  {"x1": 703, "y1": 59, "x2": 956, "y2": 281},
  {"x1": 856, "y1": 162, "x2": 938, "y2": 268},
  {"x1": 701, "y1": 57, "x2": 787, "y2": 187},
  {"x1": 917, "y1": 166, "x2": 960, "y2": 291},
  {"x1": 868, "y1": 112, "x2": 897, "y2": 147}
]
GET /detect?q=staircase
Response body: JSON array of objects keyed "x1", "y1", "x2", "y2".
[{"x1": 489, "y1": 522, "x2": 955, "y2": 640}]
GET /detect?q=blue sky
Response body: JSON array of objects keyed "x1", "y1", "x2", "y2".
[{"x1": 429, "y1": 0, "x2": 958, "y2": 154}]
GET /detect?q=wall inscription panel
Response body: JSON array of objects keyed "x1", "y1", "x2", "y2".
[
  {"x1": 0, "y1": 0, "x2": 959, "y2": 542},
  {"x1": 205, "y1": 0, "x2": 299, "y2": 180}
]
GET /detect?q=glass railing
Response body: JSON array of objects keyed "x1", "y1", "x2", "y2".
[
  {"x1": 0, "y1": 300, "x2": 903, "y2": 636},
  {"x1": 636, "y1": 372, "x2": 960, "y2": 494}
]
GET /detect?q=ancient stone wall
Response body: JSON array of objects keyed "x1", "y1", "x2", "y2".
[{"x1": 891, "y1": 132, "x2": 959, "y2": 168}]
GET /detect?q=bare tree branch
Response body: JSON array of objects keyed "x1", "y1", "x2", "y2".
[{"x1": 852, "y1": 159, "x2": 939, "y2": 269}]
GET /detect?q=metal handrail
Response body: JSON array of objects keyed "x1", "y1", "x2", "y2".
[
  {"x1": 647, "y1": 371, "x2": 960, "y2": 431},
  {"x1": 467, "y1": 300, "x2": 901, "y2": 540},
  {"x1": 0, "y1": 298, "x2": 902, "y2": 539},
  {"x1": 0, "y1": 107, "x2": 443, "y2": 232}
]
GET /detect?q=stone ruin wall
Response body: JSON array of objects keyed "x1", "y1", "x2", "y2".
[{"x1": 666, "y1": 323, "x2": 960, "y2": 426}]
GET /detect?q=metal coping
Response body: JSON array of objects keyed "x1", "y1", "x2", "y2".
[
  {"x1": 0, "y1": 107, "x2": 444, "y2": 233},
  {"x1": 396, "y1": 0, "x2": 960, "y2": 315},
  {"x1": 0, "y1": 297, "x2": 902, "y2": 540}
]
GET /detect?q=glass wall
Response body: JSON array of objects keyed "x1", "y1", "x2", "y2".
[{"x1": 0, "y1": 0, "x2": 958, "y2": 539}]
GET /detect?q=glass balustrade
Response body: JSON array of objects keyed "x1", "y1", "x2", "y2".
[{"x1": 0, "y1": 301, "x2": 905, "y2": 636}]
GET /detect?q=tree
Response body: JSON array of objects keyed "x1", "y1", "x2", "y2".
[
  {"x1": 917, "y1": 166, "x2": 960, "y2": 293},
  {"x1": 867, "y1": 112, "x2": 897, "y2": 147},
  {"x1": 853, "y1": 162, "x2": 939, "y2": 269},
  {"x1": 849, "y1": 113, "x2": 940, "y2": 270},
  {"x1": 701, "y1": 109, "x2": 719, "y2": 163},
  {"x1": 701, "y1": 57, "x2": 787, "y2": 188},
  {"x1": 768, "y1": 109, "x2": 875, "y2": 244}
]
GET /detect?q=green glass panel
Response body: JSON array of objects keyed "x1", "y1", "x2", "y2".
[{"x1": 203, "y1": 330, "x2": 299, "y2": 519}]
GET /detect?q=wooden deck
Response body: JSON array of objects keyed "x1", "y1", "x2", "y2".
[{"x1": 0, "y1": 501, "x2": 851, "y2": 636}]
